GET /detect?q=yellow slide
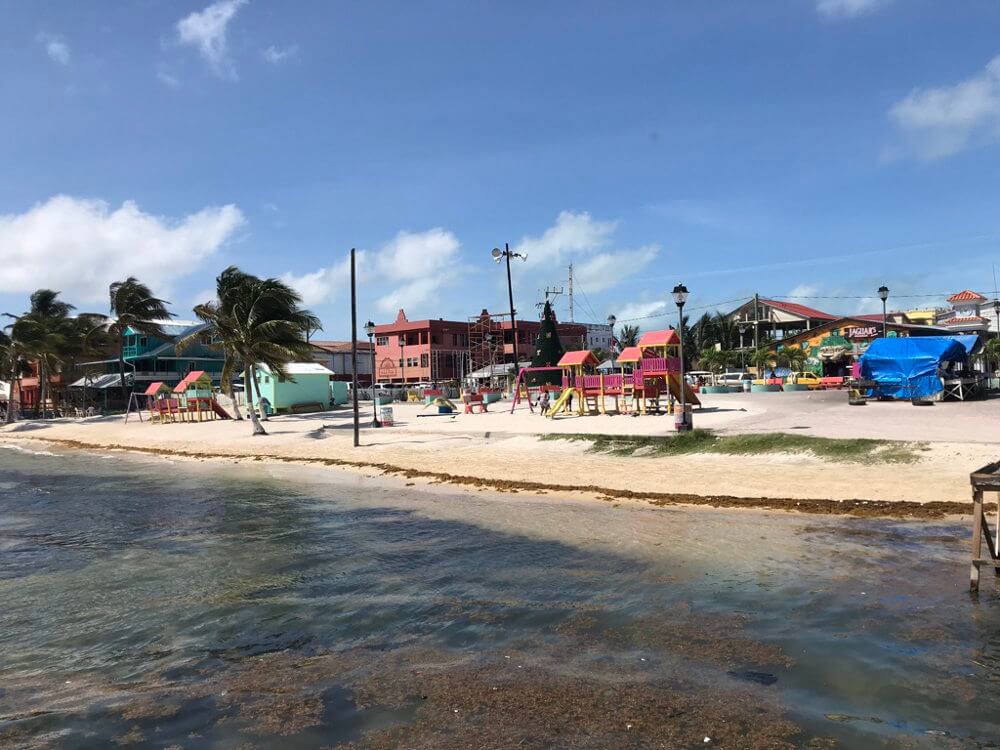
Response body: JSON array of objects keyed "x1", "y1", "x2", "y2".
[
  {"x1": 545, "y1": 388, "x2": 575, "y2": 418},
  {"x1": 666, "y1": 373, "x2": 702, "y2": 406}
]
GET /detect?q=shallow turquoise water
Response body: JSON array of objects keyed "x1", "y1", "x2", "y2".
[{"x1": 1, "y1": 443, "x2": 999, "y2": 748}]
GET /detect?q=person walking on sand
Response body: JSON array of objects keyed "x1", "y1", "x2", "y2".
[{"x1": 538, "y1": 390, "x2": 550, "y2": 416}]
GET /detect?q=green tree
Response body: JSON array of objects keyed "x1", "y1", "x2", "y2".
[
  {"x1": 618, "y1": 324, "x2": 640, "y2": 348},
  {"x1": 983, "y1": 338, "x2": 1000, "y2": 372},
  {"x1": 0, "y1": 329, "x2": 31, "y2": 423},
  {"x1": 692, "y1": 312, "x2": 717, "y2": 352},
  {"x1": 527, "y1": 300, "x2": 565, "y2": 387},
  {"x1": 4, "y1": 290, "x2": 80, "y2": 418},
  {"x1": 698, "y1": 347, "x2": 736, "y2": 374},
  {"x1": 749, "y1": 345, "x2": 776, "y2": 379},
  {"x1": 106, "y1": 278, "x2": 174, "y2": 400},
  {"x1": 713, "y1": 312, "x2": 738, "y2": 350},
  {"x1": 180, "y1": 267, "x2": 319, "y2": 436},
  {"x1": 776, "y1": 346, "x2": 807, "y2": 373}
]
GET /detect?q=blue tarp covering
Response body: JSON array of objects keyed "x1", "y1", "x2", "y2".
[
  {"x1": 953, "y1": 335, "x2": 981, "y2": 356},
  {"x1": 859, "y1": 337, "x2": 968, "y2": 399}
]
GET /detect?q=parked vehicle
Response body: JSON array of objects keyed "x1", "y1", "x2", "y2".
[
  {"x1": 787, "y1": 371, "x2": 822, "y2": 389},
  {"x1": 717, "y1": 371, "x2": 753, "y2": 387}
]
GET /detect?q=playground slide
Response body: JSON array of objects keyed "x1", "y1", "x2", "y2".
[
  {"x1": 545, "y1": 388, "x2": 574, "y2": 418},
  {"x1": 210, "y1": 398, "x2": 233, "y2": 419},
  {"x1": 666, "y1": 374, "x2": 702, "y2": 407}
]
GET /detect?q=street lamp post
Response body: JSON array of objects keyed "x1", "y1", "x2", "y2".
[
  {"x1": 492, "y1": 245, "x2": 528, "y2": 370},
  {"x1": 672, "y1": 283, "x2": 691, "y2": 432},
  {"x1": 738, "y1": 322, "x2": 749, "y2": 369},
  {"x1": 607, "y1": 314, "x2": 617, "y2": 370},
  {"x1": 364, "y1": 321, "x2": 380, "y2": 428},
  {"x1": 993, "y1": 300, "x2": 1000, "y2": 339},
  {"x1": 877, "y1": 286, "x2": 890, "y2": 338}
]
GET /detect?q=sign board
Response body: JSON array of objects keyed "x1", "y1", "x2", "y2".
[
  {"x1": 377, "y1": 357, "x2": 398, "y2": 380},
  {"x1": 380, "y1": 406, "x2": 394, "y2": 426},
  {"x1": 846, "y1": 326, "x2": 879, "y2": 340}
]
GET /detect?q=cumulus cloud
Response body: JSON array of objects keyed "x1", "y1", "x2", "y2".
[
  {"x1": 513, "y1": 211, "x2": 659, "y2": 301},
  {"x1": 261, "y1": 44, "x2": 298, "y2": 64},
  {"x1": 176, "y1": 0, "x2": 247, "y2": 78},
  {"x1": 888, "y1": 55, "x2": 1000, "y2": 160},
  {"x1": 615, "y1": 299, "x2": 669, "y2": 322},
  {"x1": 0, "y1": 196, "x2": 245, "y2": 304},
  {"x1": 281, "y1": 229, "x2": 462, "y2": 314},
  {"x1": 816, "y1": 0, "x2": 888, "y2": 19},
  {"x1": 37, "y1": 33, "x2": 70, "y2": 66}
]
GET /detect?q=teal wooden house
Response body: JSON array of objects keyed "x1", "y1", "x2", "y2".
[
  {"x1": 247, "y1": 363, "x2": 335, "y2": 414},
  {"x1": 77, "y1": 320, "x2": 225, "y2": 394}
]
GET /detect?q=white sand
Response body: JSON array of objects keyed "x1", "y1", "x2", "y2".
[{"x1": 2, "y1": 389, "x2": 996, "y2": 507}]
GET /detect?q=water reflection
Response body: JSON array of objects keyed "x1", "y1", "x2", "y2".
[{"x1": 0, "y1": 448, "x2": 998, "y2": 748}]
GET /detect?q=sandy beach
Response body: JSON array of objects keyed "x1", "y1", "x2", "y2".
[{"x1": 2, "y1": 390, "x2": 997, "y2": 517}]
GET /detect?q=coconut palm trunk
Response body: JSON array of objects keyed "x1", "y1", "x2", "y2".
[
  {"x1": 118, "y1": 332, "x2": 128, "y2": 401},
  {"x1": 5, "y1": 363, "x2": 17, "y2": 423},
  {"x1": 244, "y1": 364, "x2": 267, "y2": 435},
  {"x1": 251, "y1": 366, "x2": 268, "y2": 421}
]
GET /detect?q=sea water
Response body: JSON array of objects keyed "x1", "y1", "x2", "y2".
[{"x1": 1, "y1": 443, "x2": 999, "y2": 748}]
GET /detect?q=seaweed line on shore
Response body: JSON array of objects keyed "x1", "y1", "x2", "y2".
[{"x1": 0, "y1": 436, "x2": 977, "y2": 519}]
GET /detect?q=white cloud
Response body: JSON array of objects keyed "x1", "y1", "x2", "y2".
[
  {"x1": 176, "y1": 0, "x2": 247, "y2": 78},
  {"x1": 816, "y1": 0, "x2": 887, "y2": 20},
  {"x1": 615, "y1": 299, "x2": 668, "y2": 322},
  {"x1": 787, "y1": 284, "x2": 819, "y2": 299},
  {"x1": 281, "y1": 228, "x2": 462, "y2": 313},
  {"x1": 888, "y1": 55, "x2": 1000, "y2": 160},
  {"x1": 37, "y1": 33, "x2": 70, "y2": 66},
  {"x1": 261, "y1": 44, "x2": 298, "y2": 64},
  {"x1": 516, "y1": 211, "x2": 616, "y2": 265},
  {"x1": 573, "y1": 246, "x2": 659, "y2": 293},
  {"x1": 157, "y1": 66, "x2": 181, "y2": 88},
  {"x1": 0, "y1": 196, "x2": 245, "y2": 305}
]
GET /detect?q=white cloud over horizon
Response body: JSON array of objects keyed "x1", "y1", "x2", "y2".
[
  {"x1": 281, "y1": 229, "x2": 462, "y2": 314},
  {"x1": 177, "y1": 0, "x2": 247, "y2": 78},
  {"x1": 0, "y1": 196, "x2": 245, "y2": 306},
  {"x1": 888, "y1": 55, "x2": 1000, "y2": 160},
  {"x1": 37, "y1": 33, "x2": 70, "y2": 66},
  {"x1": 816, "y1": 0, "x2": 888, "y2": 20}
]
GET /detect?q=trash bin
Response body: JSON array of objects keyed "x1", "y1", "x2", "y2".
[{"x1": 674, "y1": 404, "x2": 693, "y2": 432}]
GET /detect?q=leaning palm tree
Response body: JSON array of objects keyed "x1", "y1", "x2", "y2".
[
  {"x1": 4, "y1": 290, "x2": 80, "y2": 418},
  {"x1": 106, "y1": 278, "x2": 173, "y2": 400},
  {"x1": 180, "y1": 267, "x2": 319, "y2": 436}
]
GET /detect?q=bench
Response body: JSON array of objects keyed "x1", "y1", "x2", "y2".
[{"x1": 463, "y1": 394, "x2": 488, "y2": 414}]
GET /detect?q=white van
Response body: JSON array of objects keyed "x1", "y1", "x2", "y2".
[{"x1": 717, "y1": 371, "x2": 753, "y2": 387}]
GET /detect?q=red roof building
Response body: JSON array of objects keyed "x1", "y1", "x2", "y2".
[{"x1": 947, "y1": 290, "x2": 987, "y2": 304}]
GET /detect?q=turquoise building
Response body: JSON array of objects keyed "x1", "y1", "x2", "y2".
[
  {"x1": 246, "y1": 362, "x2": 335, "y2": 414},
  {"x1": 77, "y1": 320, "x2": 226, "y2": 394}
]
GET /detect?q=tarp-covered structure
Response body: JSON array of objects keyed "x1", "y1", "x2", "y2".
[{"x1": 859, "y1": 337, "x2": 968, "y2": 400}]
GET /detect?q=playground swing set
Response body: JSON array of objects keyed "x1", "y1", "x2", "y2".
[
  {"x1": 140, "y1": 371, "x2": 232, "y2": 424},
  {"x1": 508, "y1": 328, "x2": 702, "y2": 418}
]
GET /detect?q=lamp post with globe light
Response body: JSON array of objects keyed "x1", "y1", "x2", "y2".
[
  {"x1": 607, "y1": 314, "x2": 617, "y2": 369},
  {"x1": 878, "y1": 286, "x2": 890, "y2": 338},
  {"x1": 364, "y1": 321, "x2": 380, "y2": 427},
  {"x1": 672, "y1": 283, "x2": 692, "y2": 432}
]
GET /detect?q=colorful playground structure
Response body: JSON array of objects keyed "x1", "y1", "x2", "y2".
[
  {"x1": 510, "y1": 329, "x2": 702, "y2": 418},
  {"x1": 144, "y1": 371, "x2": 231, "y2": 424}
]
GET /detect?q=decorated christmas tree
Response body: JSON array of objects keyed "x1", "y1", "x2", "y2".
[{"x1": 527, "y1": 300, "x2": 565, "y2": 386}]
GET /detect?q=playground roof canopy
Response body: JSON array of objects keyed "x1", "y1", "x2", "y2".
[
  {"x1": 638, "y1": 329, "x2": 680, "y2": 348},
  {"x1": 144, "y1": 381, "x2": 167, "y2": 396},
  {"x1": 173, "y1": 370, "x2": 208, "y2": 392},
  {"x1": 616, "y1": 346, "x2": 643, "y2": 363},
  {"x1": 558, "y1": 350, "x2": 600, "y2": 367}
]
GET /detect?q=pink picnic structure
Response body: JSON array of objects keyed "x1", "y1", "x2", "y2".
[{"x1": 510, "y1": 328, "x2": 702, "y2": 417}]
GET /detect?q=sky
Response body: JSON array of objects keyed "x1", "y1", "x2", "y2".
[{"x1": 2, "y1": 0, "x2": 1000, "y2": 336}]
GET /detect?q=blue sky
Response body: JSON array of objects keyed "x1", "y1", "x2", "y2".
[{"x1": 2, "y1": 0, "x2": 999, "y2": 336}]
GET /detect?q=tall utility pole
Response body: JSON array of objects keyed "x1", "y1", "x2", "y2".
[
  {"x1": 753, "y1": 292, "x2": 760, "y2": 349},
  {"x1": 568, "y1": 263, "x2": 575, "y2": 322},
  {"x1": 350, "y1": 248, "x2": 359, "y2": 448},
  {"x1": 492, "y1": 245, "x2": 527, "y2": 366}
]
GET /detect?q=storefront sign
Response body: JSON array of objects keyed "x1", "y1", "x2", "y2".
[
  {"x1": 377, "y1": 358, "x2": 398, "y2": 380},
  {"x1": 846, "y1": 326, "x2": 878, "y2": 339}
]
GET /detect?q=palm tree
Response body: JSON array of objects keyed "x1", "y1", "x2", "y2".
[
  {"x1": 106, "y1": 278, "x2": 173, "y2": 400},
  {"x1": 4, "y1": 290, "x2": 79, "y2": 418},
  {"x1": 713, "y1": 312, "x2": 738, "y2": 350},
  {"x1": 618, "y1": 324, "x2": 640, "y2": 348},
  {"x1": 181, "y1": 267, "x2": 319, "y2": 436},
  {"x1": 983, "y1": 338, "x2": 1000, "y2": 372},
  {"x1": 0, "y1": 329, "x2": 31, "y2": 423},
  {"x1": 698, "y1": 347, "x2": 736, "y2": 374},
  {"x1": 777, "y1": 346, "x2": 807, "y2": 373},
  {"x1": 749, "y1": 345, "x2": 775, "y2": 380},
  {"x1": 692, "y1": 312, "x2": 717, "y2": 352}
]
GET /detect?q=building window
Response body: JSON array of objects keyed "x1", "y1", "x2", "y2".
[
  {"x1": 376, "y1": 336, "x2": 388, "y2": 346},
  {"x1": 398, "y1": 359, "x2": 404, "y2": 368},
  {"x1": 420, "y1": 353, "x2": 429, "y2": 367},
  {"x1": 139, "y1": 336, "x2": 148, "y2": 347}
]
